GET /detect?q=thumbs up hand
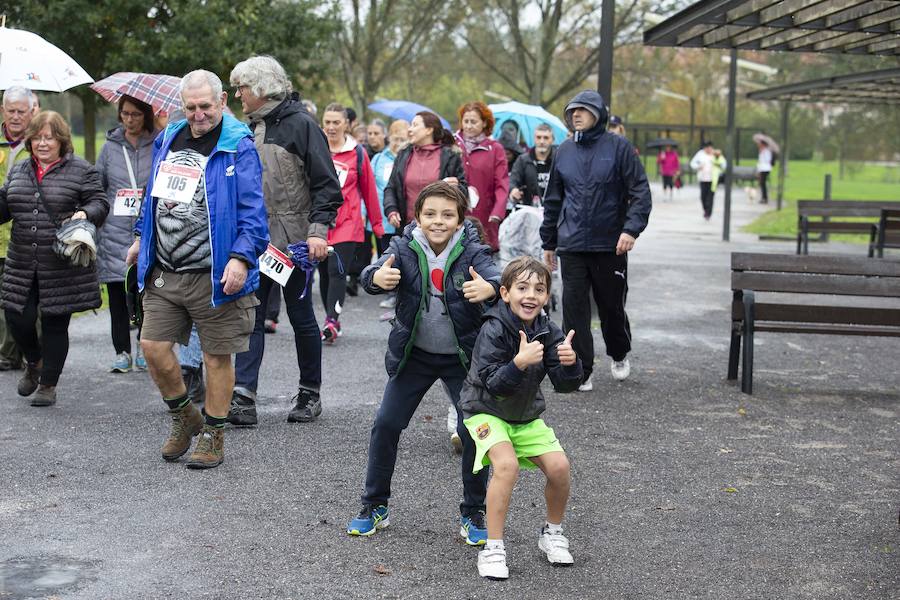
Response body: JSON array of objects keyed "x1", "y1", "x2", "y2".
[
  {"x1": 373, "y1": 254, "x2": 401, "y2": 290},
  {"x1": 514, "y1": 330, "x2": 545, "y2": 370},
  {"x1": 462, "y1": 266, "x2": 496, "y2": 303},
  {"x1": 557, "y1": 329, "x2": 577, "y2": 366}
]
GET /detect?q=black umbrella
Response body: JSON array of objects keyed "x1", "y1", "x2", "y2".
[{"x1": 646, "y1": 137, "x2": 678, "y2": 149}]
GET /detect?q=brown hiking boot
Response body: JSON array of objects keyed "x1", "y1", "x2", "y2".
[
  {"x1": 31, "y1": 384, "x2": 56, "y2": 407},
  {"x1": 17, "y1": 361, "x2": 41, "y2": 397},
  {"x1": 185, "y1": 425, "x2": 224, "y2": 469},
  {"x1": 161, "y1": 402, "x2": 203, "y2": 462}
]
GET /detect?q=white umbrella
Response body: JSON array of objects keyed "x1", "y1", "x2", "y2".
[{"x1": 0, "y1": 25, "x2": 93, "y2": 92}]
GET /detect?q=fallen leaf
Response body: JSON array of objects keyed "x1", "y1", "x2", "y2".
[
  {"x1": 374, "y1": 564, "x2": 391, "y2": 576},
  {"x1": 737, "y1": 407, "x2": 747, "y2": 416},
  {"x1": 723, "y1": 487, "x2": 738, "y2": 493},
  {"x1": 719, "y1": 448, "x2": 734, "y2": 454},
  {"x1": 423, "y1": 415, "x2": 433, "y2": 422}
]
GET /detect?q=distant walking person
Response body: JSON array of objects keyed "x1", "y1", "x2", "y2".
[
  {"x1": 656, "y1": 144, "x2": 680, "y2": 202},
  {"x1": 690, "y1": 142, "x2": 726, "y2": 220},
  {"x1": 756, "y1": 138, "x2": 772, "y2": 204},
  {"x1": 540, "y1": 90, "x2": 651, "y2": 390}
]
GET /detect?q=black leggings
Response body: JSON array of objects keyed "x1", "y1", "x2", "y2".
[
  {"x1": 5, "y1": 282, "x2": 72, "y2": 386},
  {"x1": 317, "y1": 241, "x2": 358, "y2": 321},
  {"x1": 106, "y1": 281, "x2": 137, "y2": 354}
]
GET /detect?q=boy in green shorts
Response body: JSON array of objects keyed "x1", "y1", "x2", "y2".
[{"x1": 459, "y1": 256, "x2": 583, "y2": 580}]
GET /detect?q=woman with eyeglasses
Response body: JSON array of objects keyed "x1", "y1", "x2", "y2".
[
  {"x1": 0, "y1": 111, "x2": 109, "y2": 406},
  {"x1": 95, "y1": 95, "x2": 157, "y2": 374}
]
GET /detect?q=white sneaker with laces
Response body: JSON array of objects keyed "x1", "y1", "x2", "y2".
[
  {"x1": 577, "y1": 375, "x2": 593, "y2": 392},
  {"x1": 539, "y1": 527, "x2": 574, "y2": 566},
  {"x1": 611, "y1": 358, "x2": 631, "y2": 381},
  {"x1": 446, "y1": 404, "x2": 457, "y2": 433},
  {"x1": 379, "y1": 295, "x2": 397, "y2": 309},
  {"x1": 477, "y1": 547, "x2": 509, "y2": 580}
]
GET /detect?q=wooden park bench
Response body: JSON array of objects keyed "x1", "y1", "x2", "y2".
[
  {"x1": 728, "y1": 252, "x2": 900, "y2": 394},
  {"x1": 873, "y1": 209, "x2": 900, "y2": 258},
  {"x1": 796, "y1": 200, "x2": 899, "y2": 256}
]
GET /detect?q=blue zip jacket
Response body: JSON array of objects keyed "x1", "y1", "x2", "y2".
[
  {"x1": 361, "y1": 219, "x2": 500, "y2": 377},
  {"x1": 540, "y1": 90, "x2": 651, "y2": 253},
  {"x1": 134, "y1": 114, "x2": 269, "y2": 306}
]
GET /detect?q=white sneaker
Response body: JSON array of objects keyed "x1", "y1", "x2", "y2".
[
  {"x1": 446, "y1": 404, "x2": 457, "y2": 433},
  {"x1": 611, "y1": 358, "x2": 631, "y2": 381},
  {"x1": 477, "y1": 547, "x2": 509, "y2": 580},
  {"x1": 538, "y1": 527, "x2": 574, "y2": 566},
  {"x1": 577, "y1": 376, "x2": 593, "y2": 392},
  {"x1": 450, "y1": 432, "x2": 462, "y2": 454},
  {"x1": 379, "y1": 295, "x2": 397, "y2": 309}
]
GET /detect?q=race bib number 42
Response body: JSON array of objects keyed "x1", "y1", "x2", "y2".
[
  {"x1": 258, "y1": 244, "x2": 295, "y2": 287},
  {"x1": 154, "y1": 161, "x2": 202, "y2": 204},
  {"x1": 114, "y1": 188, "x2": 143, "y2": 217}
]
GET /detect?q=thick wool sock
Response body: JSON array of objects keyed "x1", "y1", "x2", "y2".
[
  {"x1": 203, "y1": 411, "x2": 227, "y2": 429},
  {"x1": 163, "y1": 394, "x2": 189, "y2": 411},
  {"x1": 485, "y1": 539, "x2": 505, "y2": 551}
]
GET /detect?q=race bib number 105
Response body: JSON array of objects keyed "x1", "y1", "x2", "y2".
[{"x1": 154, "y1": 161, "x2": 202, "y2": 204}]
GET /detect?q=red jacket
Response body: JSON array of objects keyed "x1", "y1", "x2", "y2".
[
  {"x1": 329, "y1": 136, "x2": 385, "y2": 244},
  {"x1": 455, "y1": 133, "x2": 509, "y2": 250}
]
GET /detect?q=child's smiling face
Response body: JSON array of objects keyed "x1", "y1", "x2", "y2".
[
  {"x1": 416, "y1": 195, "x2": 462, "y2": 254},
  {"x1": 500, "y1": 271, "x2": 549, "y2": 325}
]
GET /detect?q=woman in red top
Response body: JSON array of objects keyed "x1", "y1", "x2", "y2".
[
  {"x1": 320, "y1": 103, "x2": 385, "y2": 343},
  {"x1": 454, "y1": 102, "x2": 509, "y2": 251}
]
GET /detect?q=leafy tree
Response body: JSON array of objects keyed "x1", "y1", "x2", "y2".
[
  {"x1": 4, "y1": 0, "x2": 336, "y2": 161},
  {"x1": 330, "y1": 0, "x2": 464, "y2": 119}
]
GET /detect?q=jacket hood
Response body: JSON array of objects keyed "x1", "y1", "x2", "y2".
[
  {"x1": 267, "y1": 94, "x2": 302, "y2": 121},
  {"x1": 485, "y1": 295, "x2": 550, "y2": 338},
  {"x1": 564, "y1": 90, "x2": 609, "y2": 143},
  {"x1": 162, "y1": 113, "x2": 252, "y2": 153},
  {"x1": 105, "y1": 125, "x2": 155, "y2": 148}
]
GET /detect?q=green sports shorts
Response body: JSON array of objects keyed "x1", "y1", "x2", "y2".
[{"x1": 463, "y1": 413, "x2": 564, "y2": 474}]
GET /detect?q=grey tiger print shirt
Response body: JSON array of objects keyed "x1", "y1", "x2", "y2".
[{"x1": 154, "y1": 123, "x2": 218, "y2": 272}]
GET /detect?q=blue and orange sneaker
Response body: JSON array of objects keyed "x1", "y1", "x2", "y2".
[
  {"x1": 347, "y1": 504, "x2": 389, "y2": 536},
  {"x1": 460, "y1": 511, "x2": 487, "y2": 546}
]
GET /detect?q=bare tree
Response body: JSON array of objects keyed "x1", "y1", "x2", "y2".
[
  {"x1": 333, "y1": 0, "x2": 463, "y2": 118},
  {"x1": 462, "y1": 0, "x2": 677, "y2": 107}
]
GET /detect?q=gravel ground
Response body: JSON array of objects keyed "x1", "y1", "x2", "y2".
[{"x1": 1, "y1": 185, "x2": 897, "y2": 599}]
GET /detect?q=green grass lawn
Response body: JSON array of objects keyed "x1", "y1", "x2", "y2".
[
  {"x1": 743, "y1": 160, "x2": 900, "y2": 239},
  {"x1": 71, "y1": 134, "x2": 108, "y2": 160}
]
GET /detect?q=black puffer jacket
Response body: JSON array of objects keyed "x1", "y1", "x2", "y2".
[
  {"x1": 0, "y1": 154, "x2": 109, "y2": 315},
  {"x1": 459, "y1": 301, "x2": 582, "y2": 424}
]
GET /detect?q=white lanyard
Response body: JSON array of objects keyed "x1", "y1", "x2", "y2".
[{"x1": 121, "y1": 144, "x2": 138, "y2": 190}]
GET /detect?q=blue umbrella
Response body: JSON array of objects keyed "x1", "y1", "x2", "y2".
[
  {"x1": 488, "y1": 101, "x2": 569, "y2": 146},
  {"x1": 368, "y1": 100, "x2": 451, "y2": 130}
]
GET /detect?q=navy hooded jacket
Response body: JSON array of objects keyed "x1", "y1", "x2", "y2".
[
  {"x1": 360, "y1": 219, "x2": 501, "y2": 377},
  {"x1": 539, "y1": 90, "x2": 651, "y2": 253}
]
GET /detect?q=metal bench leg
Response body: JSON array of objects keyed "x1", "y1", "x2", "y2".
[
  {"x1": 741, "y1": 291, "x2": 755, "y2": 395},
  {"x1": 728, "y1": 323, "x2": 740, "y2": 380}
]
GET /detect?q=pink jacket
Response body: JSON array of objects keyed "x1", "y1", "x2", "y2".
[
  {"x1": 657, "y1": 150, "x2": 680, "y2": 177},
  {"x1": 455, "y1": 133, "x2": 509, "y2": 250},
  {"x1": 329, "y1": 136, "x2": 385, "y2": 245}
]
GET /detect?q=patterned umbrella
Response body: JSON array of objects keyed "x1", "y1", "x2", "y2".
[{"x1": 91, "y1": 72, "x2": 181, "y2": 115}]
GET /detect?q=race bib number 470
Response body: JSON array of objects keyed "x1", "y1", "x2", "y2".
[
  {"x1": 154, "y1": 161, "x2": 202, "y2": 204},
  {"x1": 258, "y1": 244, "x2": 295, "y2": 287}
]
